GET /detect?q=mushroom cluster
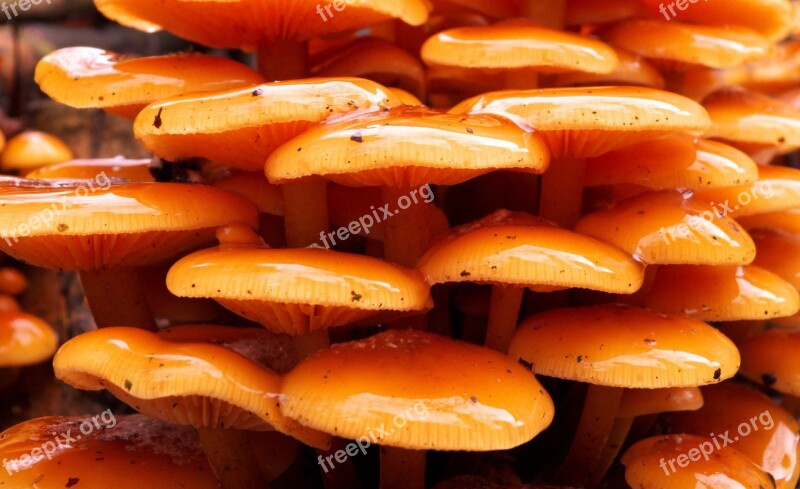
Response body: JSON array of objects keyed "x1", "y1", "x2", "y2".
[{"x1": 1, "y1": 0, "x2": 800, "y2": 488}]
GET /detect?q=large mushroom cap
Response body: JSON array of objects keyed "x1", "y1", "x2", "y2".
[
  {"x1": 508, "y1": 304, "x2": 740, "y2": 388},
  {"x1": 35, "y1": 47, "x2": 265, "y2": 120},
  {"x1": 694, "y1": 165, "x2": 800, "y2": 218},
  {"x1": 0, "y1": 311, "x2": 57, "y2": 367},
  {"x1": 739, "y1": 329, "x2": 800, "y2": 395},
  {"x1": 281, "y1": 329, "x2": 554, "y2": 450},
  {"x1": 53, "y1": 325, "x2": 329, "y2": 448},
  {"x1": 27, "y1": 158, "x2": 154, "y2": 182}
]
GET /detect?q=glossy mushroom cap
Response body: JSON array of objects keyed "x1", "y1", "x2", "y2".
[
  {"x1": 508, "y1": 304, "x2": 740, "y2": 388},
  {"x1": 694, "y1": 165, "x2": 800, "y2": 218},
  {"x1": 574, "y1": 190, "x2": 756, "y2": 265},
  {"x1": 642, "y1": 265, "x2": 800, "y2": 321},
  {"x1": 751, "y1": 229, "x2": 800, "y2": 296},
  {"x1": 669, "y1": 382, "x2": 800, "y2": 489},
  {"x1": 0, "y1": 311, "x2": 57, "y2": 367},
  {"x1": 26, "y1": 157, "x2": 154, "y2": 182},
  {"x1": 53, "y1": 325, "x2": 329, "y2": 448},
  {"x1": 739, "y1": 329, "x2": 800, "y2": 395},
  {"x1": 553, "y1": 45, "x2": 665, "y2": 89},
  {"x1": 0, "y1": 178, "x2": 258, "y2": 270},
  {"x1": 134, "y1": 77, "x2": 403, "y2": 171},
  {"x1": 0, "y1": 131, "x2": 73, "y2": 173},
  {"x1": 0, "y1": 415, "x2": 219, "y2": 488},
  {"x1": 266, "y1": 106, "x2": 549, "y2": 187},
  {"x1": 449, "y1": 86, "x2": 710, "y2": 158},
  {"x1": 167, "y1": 225, "x2": 432, "y2": 335},
  {"x1": 417, "y1": 210, "x2": 644, "y2": 293},
  {"x1": 622, "y1": 434, "x2": 774, "y2": 489},
  {"x1": 617, "y1": 387, "x2": 703, "y2": 418},
  {"x1": 35, "y1": 47, "x2": 265, "y2": 120},
  {"x1": 282, "y1": 330, "x2": 554, "y2": 450}
]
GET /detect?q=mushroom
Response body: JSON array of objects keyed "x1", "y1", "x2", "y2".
[
  {"x1": 738, "y1": 329, "x2": 800, "y2": 396},
  {"x1": 0, "y1": 131, "x2": 73, "y2": 174},
  {"x1": 26, "y1": 157, "x2": 154, "y2": 182},
  {"x1": 553, "y1": 45, "x2": 665, "y2": 90},
  {"x1": 0, "y1": 311, "x2": 58, "y2": 390}
]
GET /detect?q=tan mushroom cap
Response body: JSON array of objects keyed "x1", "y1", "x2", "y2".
[
  {"x1": 417, "y1": 211, "x2": 644, "y2": 293},
  {"x1": 0, "y1": 178, "x2": 258, "y2": 270},
  {"x1": 694, "y1": 165, "x2": 800, "y2": 218},
  {"x1": 266, "y1": 106, "x2": 549, "y2": 187},
  {"x1": 166, "y1": 225, "x2": 432, "y2": 335},
  {"x1": 0, "y1": 131, "x2": 73, "y2": 173},
  {"x1": 94, "y1": 0, "x2": 430, "y2": 49},
  {"x1": 600, "y1": 20, "x2": 771, "y2": 71},
  {"x1": 421, "y1": 20, "x2": 617, "y2": 74},
  {"x1": 508, "y1": 304, "x2": 740, "y2": 388},
  {"x1": 617, "y1": 387, "x2": 703, "y2": 418},
  {"x1": 449, "y1": 86, "x2": 710, "y2": 158},
  {"x1": 586, "y1": 136, "x2": 758, "y2": 190},
  {"x1": 35, "y1": 47, "x2": 265, "y2": 120},
  {"x1": 553, "y1": 45, "x2": 665, "y2": 90},
  {"x1": 0, "y1": 415, "x2": 219, "y2": 488},
  {"x1": 739, "y1": 329, "x2": 800, "y2": 395},
  {"x1": 134, "y1": 77, "x2": 402, "y2": 171},
  {"x1": 53, "y1": 325, "x2": 329, "y2": 448},
  {"x1": 622, "y1": 434, "x2": 774, "y2": 489},
  {"x1": 282, "y1": 330, "x2": 554, "y2": 450},
  {"x1": 670, "y1": 382, "x2": 800, "y2": 489},
  {"x1": 574, "y1": 190, "x2": 756, "y2": 265},
  {"x1": 27, "y1": 157, "x2": 154, "y2": 182},
  {"x1": 642, "y1": 264, "x2": 800, "y2": 321},
  {"x1": 0, "y1": 311, "x2": 57, "y2": 367}
]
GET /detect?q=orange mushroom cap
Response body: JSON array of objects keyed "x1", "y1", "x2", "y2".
[
  {"x1": 508, "y1": 304, "x2": 740, "y2": 388},
  {"x1": 281, "y1": 330, "x2": 554, "y2": 450},
  {"x1": 617, "y1": 387, "x2": 703, "y2": 418},
  {"x1": 739, "y1": 329, "x2": 800, "y2": 395},
  {"x1": 26, "y1": 157, "x2": 153, "y2": 182},
  {"x1": 134, "y1": 77, "x2": 402, "y2": 171},
  {"x1": 0, "y1": 131, "x2": 73, "y2": 173},
  {"x1": 0, "y1": 311, "x2": 57, "y2": 367},
  {"x1": 211, "y1": 170, "x2": 284, "y2": 217},
  {"x1": 738, "y1": 208, "x2": 800, "y2": 235},
  {"x1": 622, "y1": 434, "x2": 774, "y2": 489},
  {"x1": 565, "y1": 0, "x2": 648, "y2": 26},
  {"x1": 553, "y1": 44, "x2": 665, "y2": 90},
  {"x1": 574, "y1": 190, "x2": 756, "y2": 265},
  {"x1": 53, "y1": 325, "x2": 329, "y2": 448},
  {"x1": 266, "y1": 106, "x2": 549, "y2": 187},
  {"x1": 642, "y1": 264, "x2": 800, "y2": 321},
  {"x1": 449, "y1": 86, "x2": 710, "y2": 158},
  {"x1": 35, "y1": 47, "x2": 265, "y2": 120},
  {"x1": 694, "y1": 165, "x2": 800, "y2": 218}
]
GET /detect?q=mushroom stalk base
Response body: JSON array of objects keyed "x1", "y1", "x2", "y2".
[
  {"x1": 381, "y1": 447, "x2": 425, "y2": 489},
  {"x1": 539, "y1": 157, "x2": 586, "y2": 228},
  {"x1": 586, "y1": 415, "x2": 634, "y2": 488},
  {"x1": 257, "y1": 40, "x2": 309, "y2": 81},
  {"x1": 486, "y1": 286, "x2": 524, "y2": 352},
  {"x1": 197, "y1": 427, "x2": 267, "y2": 489},
  {"x1": 282, "y1": 177, "x2": 330, "y2": 248},
  {"x1": 554, "y1": 385, "x2": 623, "y2": 487},
  {"x1": 79, "y1": 268, "x2": 157, "y2": 331}
]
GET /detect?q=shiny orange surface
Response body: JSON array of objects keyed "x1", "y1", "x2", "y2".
[
  {"x1": 417, "y1": 218, "x2": 644, "y2": 293},
  {"x1": 0, "y1": 415, "x2": 219, "y2": 488},
  {"x1": 574, "y1": 190, "x2": 756, "y2": 265},
  {"x1": 586, "y1": 136, "x2": 758, "y2": 190},
  {"x1": 421, "y1": 20, "x2": 617, "y2": 73},
  {"x1": 739, "y1": 208, "x2": 800, "y2": 234},
  {"x1": 554, "y1": 45, "x2": 665, "y2": 89},
  {"x1": 643, "y1": 264, "x2": 800, "y2": 321},
  {"x1": 600, "y1": 20, "x2": 770, "y2": 70},
  {"x1": 282, "y1": 330, "x2": 554, "y2": 450},
  {"x1": 622, "y1": 434, "x2": 774, "y2": 489},
  {"x1": 134, "y1": 77, "x2": 402, "y2": 171},
  {"x1": 211, "y1": 170, "x2": 284, "y2": 216},
  {"x1": 35, "y1": 47, "x2": 264, "y2": 120},
  {"x1": 752, "y1": 229, "x2": 800, "y2": 290},
  {"x1": 508, "y1": 304, "x2": 740, "y2": 388},
  {"x1": 670, "y1": 383, "x2": 800, "y2": 489},
  {"x1": 26, "y1": 158, "x2": 154, "y2": 182},
  {"x1": 266, "y1": 106, "x2": 549, "y2": 187},
  {"x1": 617, "y1": 387, "x2": 703, "y2": 418},
  {"x1": 739, "y1": 330, "x2": 800, "y2": 396},
  {"x1": 0, "y1": 312, "x2": 57, "y2": 367},
  {"x1": 694, "y1": 165, "x2": 800, "y2": 218},
  {"x1": 0, "y1": 131, "x2": 73, "y2": 172},
  {"x1": 53, "y1": 326, "x2": 329, "y2": 448},
  {"x1": 565, "y1": 0, "x2": 648, "y2": 26},
  {"x1": 720, "y1": 41, "x2": 800, "y2": 94},
  {"x1": 703, "y1": 88, "x2": 800, "y2": 147},
  {"x1": 94, "y1": 0, "x2": 430, "y2": 47}
]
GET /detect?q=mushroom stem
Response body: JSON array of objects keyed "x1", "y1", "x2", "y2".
[
  {"x1": 554, "y1": 385, "x2": 623, "y2": 487},
  {"x1": 585, "y1": 415, "x2": 634, "y2": 488},
  {"x1": 293, "y1": 329, "x2": 331, "y2": 359},
  {"x1": 521, "y1": 0, "x2": 566, "y2": 28},
  {"x1": 381, "y1": 447, "x2": 425, "y2": 489},
  {"x1": 79, "y1": 268, "x2": 157, "y2": 330},
  {"x1": 485, "y1": 286, "x2": 524, "y2": 352},
  {"x1": 504, "y1": 70, "x2": 539, "y2": 90},
  {"x1": 539, "y1": 157, "x2": 586, "y2": 228},
  {"x1": 257, "y1": 39, "x2": 309, "y2": 81},
  {"x1": 282, "y1": 177, "x2": 330, "y2": 248},
  {"x1": 381, "y1": 186, "x2": 431, "y2": 268},
  {"x1": 196, "y1": 427, "x2": 267, "y2": 489}
]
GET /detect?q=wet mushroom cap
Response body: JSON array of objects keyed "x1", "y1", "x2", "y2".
[
  {"x1": 34, "y1": 47, "x2": 265, "y2": 120},
  {"x1": 553, "y1": 45, "x2": 666, "y2": 90},
  {"x1": 508, "y1": 304, "x2": 740, "y2": 388},
  {"x1": 739, "y1": 329, "x2": 800, "y2": 395},
  {"x1": 0, "y1": 311, "x2": 57, "y2": 367},
  {"x1": 266, "y1": 106, "x2": 549, "y2": 187},
  {"x1": 694, "y1": 165, "x2": 800, "y2": 218},
  {"x1": 0, "y1": 415, "x2": 220, "y2": 488},
  {"x1": 617, "y1": 387, "x2": 703, "y2": 418},
  {"x1": 26, "y1": 158, "x2": 154, "y2": 182},
  {"x1": 0, "y1": 178, "x2": 258, "y2": 270},
  {"x1": 134, "y1": 77, "x2": 403, "y2": 171},
  {"x1": 702, "y1": 88, "x2": 800, "y2": 148},
  {"x1": 53, "y1": 325, "x2": 329, "y2": 448},
  {"x1": 281, "y1": 329, "x2": 555, "y2": 451},
  {"x1": 0, "y1": 131, "x2": 73, "y2": 173}
]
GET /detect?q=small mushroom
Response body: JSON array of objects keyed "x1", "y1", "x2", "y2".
[{"x1": 0, "y1": 131, "x2": 73, "y2": 174}]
